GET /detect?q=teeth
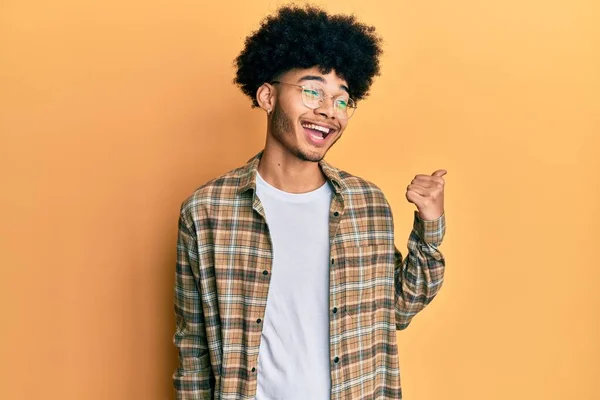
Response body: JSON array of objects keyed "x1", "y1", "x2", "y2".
[{"x1": 302, "y1": 123, "x2": 331, "y2": 134}]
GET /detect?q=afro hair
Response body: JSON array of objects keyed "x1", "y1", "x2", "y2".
[{"x1": 233, "y1": 5, "x2": 383, "y2": 107}]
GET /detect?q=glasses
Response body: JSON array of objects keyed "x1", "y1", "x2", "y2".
[{"x1": 271, "y1": 81, "x2": 357, "y2": 119}]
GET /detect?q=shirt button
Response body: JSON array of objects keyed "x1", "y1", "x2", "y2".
[
  {"x1": 251, "y1": 367, "x2": 256, "y2": 372},
  {"x1": 333, "y1": 211, "x2": 339, "y2": 217},
  {"x1": 334, "y1": 356, "x2": 340, "y2": 363},
  {"x1": 262, "y1": 270, "x2": 269, "y2": 275},
  {"x1": 331, "y1": 258, "x2": 335, "y2": 265},
  {"x1": 332, "y1": 307, "x2": 338, "y2": 314},
  {"x1": 256, "y1": 319, "x2": 262, "y2": 324}
]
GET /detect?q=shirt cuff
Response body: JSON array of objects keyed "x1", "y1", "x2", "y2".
[{"x1": 413, "y1": 210, "x2": 446, "y2": 245}]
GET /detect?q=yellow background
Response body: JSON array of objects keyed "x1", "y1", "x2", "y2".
[{"x1": 1, "y1": 0, "x2": 598, "y2": 399}]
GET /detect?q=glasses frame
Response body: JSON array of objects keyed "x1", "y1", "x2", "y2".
[{"x1": 270, "y1": 80, "x2": 357, "y2": 119}]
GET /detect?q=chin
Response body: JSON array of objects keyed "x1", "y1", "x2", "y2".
[
  {"x1": 299, "y1": 153, "x2": 324, "y2": 163},
  {"x1": 294, "y1": 146, "x2": 327, "y2": 163}
]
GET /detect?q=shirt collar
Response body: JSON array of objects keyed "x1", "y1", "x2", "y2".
[{"x1": 237, "y1": 150, "x2": 346, "y2": 195}]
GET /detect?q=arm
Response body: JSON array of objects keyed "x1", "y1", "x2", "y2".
[
  {"x1": 173, "y1": 205, "x2": 213, "y2": 399},
  {"x1": 395, "y1": 211, "x2": 446, "y2": 330}
]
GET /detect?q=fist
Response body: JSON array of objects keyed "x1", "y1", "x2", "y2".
[{"x1": 406, "y1": 170, "x2": 447, "y2": 221}]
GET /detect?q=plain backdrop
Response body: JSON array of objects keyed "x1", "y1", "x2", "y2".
[{"x1": 1, "y1": 0, "x2": 599, "y2": 399}]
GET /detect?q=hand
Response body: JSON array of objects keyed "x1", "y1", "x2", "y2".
[{"x1": 406, "y1": 170, "x2": 447, "y2": 221}]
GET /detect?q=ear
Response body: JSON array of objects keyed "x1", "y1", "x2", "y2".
[{"x1": 256, "y1": 83, "x2": 275, "y2": 113}]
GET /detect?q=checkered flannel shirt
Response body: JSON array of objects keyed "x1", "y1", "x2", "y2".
[{"x1": 173, "y1": 151, "x2": 446, "y2": 399}]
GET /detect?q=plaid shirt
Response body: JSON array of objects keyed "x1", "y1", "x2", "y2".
[{"x1": 173, "y1": 151, "x2": 446, "y2": 400}]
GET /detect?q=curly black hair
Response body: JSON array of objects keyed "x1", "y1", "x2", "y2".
[{"x1": 234, "y1": 5, "x2": 383, "y2": 107}]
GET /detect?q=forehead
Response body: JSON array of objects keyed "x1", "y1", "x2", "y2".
[{"x1": 278, "y1": 67, "x2": 349, "y2": 92}]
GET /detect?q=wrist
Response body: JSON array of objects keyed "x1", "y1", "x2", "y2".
[{"x1": 417, "y1": 209, "x2": 444, "y2": 221}]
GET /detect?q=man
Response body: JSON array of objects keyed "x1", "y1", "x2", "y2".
[{"x1": 173, "y1": 5, "x2": 447, "y2": 400}]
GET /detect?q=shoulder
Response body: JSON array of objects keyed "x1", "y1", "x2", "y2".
[
  {"x1": 180, "y1": 164, "x2": 247, "y2": 218},
  {"x1": 337, "y1": 169, "x2": 388, "y2": 202},
  {"x1": 332, "y1": 166, "x2": 396, "y2": 236}
]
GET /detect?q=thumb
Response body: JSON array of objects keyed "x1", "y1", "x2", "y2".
[{"x1": 432, "y1": 169, "x2": 447, "y2": 177}]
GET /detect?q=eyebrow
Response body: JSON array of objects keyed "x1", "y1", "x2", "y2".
[{"x1": 297, "y1": 75, "x2": 350, "y2": 94}]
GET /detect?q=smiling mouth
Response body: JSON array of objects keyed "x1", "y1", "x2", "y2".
[{"x1": 301, "y1": 122, "x2": 335, "y2": 139}]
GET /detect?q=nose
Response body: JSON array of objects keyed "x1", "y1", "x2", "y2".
[{"x1": 314, "y1": 97, "x2": 336, "y2": 119}]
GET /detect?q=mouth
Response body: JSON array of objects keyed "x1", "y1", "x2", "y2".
[{"x1": 300, "y1": 120, "x2": 337, "y2": 145}]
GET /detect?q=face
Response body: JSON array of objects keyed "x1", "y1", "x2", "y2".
[{"x1": 263, "y1": 67, "x2": 352, "y2": 163}]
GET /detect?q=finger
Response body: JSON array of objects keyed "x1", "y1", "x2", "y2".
[
  {"x1": 407, "y1": 184, "x2": 428, "y2": 196},
  {"x1": 414, "y1": 174, "x2": 432, "y2": 180},
  {"x1": 405, "y1": 189, "x2": 423, "y2": 204},
  {"x1": 412, "y1": 176, "x2": 444, "y2": 188},
  {"x1": 413, "y1": 174, "x2": 443, "y2": 185},
  {"x1": 411, "y1": 178, "x2": 433, "y2": 188},
  {"x1": 432, "y1": 169, "x2": 447, "y2": 177}
]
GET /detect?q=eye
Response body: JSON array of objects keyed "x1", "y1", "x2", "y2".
[
  {"x1": 303, "y1": 88, "x2": 321, "y2": 99},
  {"x1": 335, "y1": 98, "x2": 348, "y2": 110}
]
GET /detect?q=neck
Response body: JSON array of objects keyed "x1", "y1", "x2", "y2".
[{"x1": 257, "y1": 145, "x2": 326, "y2": 194}]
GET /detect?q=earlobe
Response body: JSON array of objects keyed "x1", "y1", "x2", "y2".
[{"x1": 256, "y1": 83, "x2": 274, "y2": 113}]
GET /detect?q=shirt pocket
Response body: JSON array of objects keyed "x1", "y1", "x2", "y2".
[
  {"x1": 342, "y1": 243, "x2": 390, "y2": 319},
  {"x1": 180, "y1": 353, "x2": 211, "y2": 374}
]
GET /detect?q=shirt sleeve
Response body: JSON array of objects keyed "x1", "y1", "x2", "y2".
[
  {"x1": 394, "y1": 210, "x2": 446, "y2": 330},
  {"x1": 172, "y1": 205, "x2": 213, "y2": 399}
]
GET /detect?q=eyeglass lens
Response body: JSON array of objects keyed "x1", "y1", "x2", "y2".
[{"x1": 301, "y1": 85, "x2": 355, "y2": 119}]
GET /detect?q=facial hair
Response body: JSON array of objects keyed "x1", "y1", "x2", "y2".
[{"x1": 270, "y1": 103, "x2": 340, "y2": 163}]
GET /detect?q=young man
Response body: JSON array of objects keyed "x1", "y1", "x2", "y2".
[{"x1": 173, "y1": 5, "x2": 447, "y2": 400}]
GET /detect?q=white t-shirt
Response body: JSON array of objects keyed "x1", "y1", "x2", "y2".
[{"x1": 255, "y1": 171, "x2": 333, "y2": 400}]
